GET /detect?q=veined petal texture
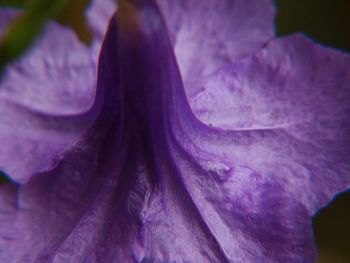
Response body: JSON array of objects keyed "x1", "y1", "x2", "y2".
[
  {"x1": 157, "y1": 0, "x2": 276, "y2": 97},
  {"x1": 191, "y1": 35, "x2": 350, "y2": 214},
  {"x1": 0, "y1": 9, "x2": 98, "y2": 183},
  {"x1": 0, "y1": 0, "x2": 349, "y2": 262}
]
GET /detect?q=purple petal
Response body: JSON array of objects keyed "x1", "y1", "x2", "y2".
[
  {"x1": 0, "y1": 9, "x2": 99, "y2": 183},
  {"x1": 157, "y1": 0, "x2": 276, "y2": 97},
  {"x1": 0, "y1": 1, "x2": 337, "y2": 262},
  {"x1": 0, "y1": 11, "x2": 96, "y2": 115},
  {"x1": 87, "y1": 0, "x2": 117, "y2": 41},
  {"x1": 191, "y1": 34, "x2": 350, "y2": 213},
  {"x1": 86, "y1": 0, "x2": 117, "y2": 58}
]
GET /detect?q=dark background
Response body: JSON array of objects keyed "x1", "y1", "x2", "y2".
[{"x1": 0, "y1": 0, "x2": 350, "y2": 262}]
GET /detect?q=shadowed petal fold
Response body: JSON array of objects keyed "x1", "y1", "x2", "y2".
[{"x1": 0, "y1": 1, "x2": 336, "y2": 262}]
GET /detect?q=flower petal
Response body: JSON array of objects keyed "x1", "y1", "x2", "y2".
[
  {"x1": 0, "y1": 11, "x2": 96, "y2": 115},
  {"x1": 191, "y1": 34, "x2": 350, "y2": 213},
  {"x1": 86, "y1": 0, "x2": 117, "y2": 42},
  {"x1": 0, "y1": 9, "x2": 99, "y2": 183},
  {"x1": 1, "y1": 2, "x2": 329, "y2": 262},
  {"x1": 157, "y1": 0, "x2": 276, "y2": 96}
]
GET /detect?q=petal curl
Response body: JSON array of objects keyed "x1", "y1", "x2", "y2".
[
  {"x1": 0, "y1": 9, "x2": 99, "y2": 183},
  {"x1": 0, "y1": 1, "x2": 332, "y2": 262},
  {"x1": 157, "y1": 0, "x2": 276, "y2": 96},
  {"x1": 191, "y1": 35, "x2": 350, "y2": 213}
]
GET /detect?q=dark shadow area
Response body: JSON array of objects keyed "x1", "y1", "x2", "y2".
[
  {"x1": 0, "y1": 170, "x2": 11, "y2": 185},
  {"x1": 313, "y1": 191, "x2": 350, "y2": 262},
  {"x1": 274, "y1": 0, "x2": 350, "y2": 52}
]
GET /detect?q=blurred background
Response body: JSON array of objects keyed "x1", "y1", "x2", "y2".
[{"x1": 0, "y1": 0, "x2": 349, "y2": 262}]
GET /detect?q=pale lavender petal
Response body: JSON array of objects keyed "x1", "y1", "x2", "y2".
[
  {"x1": 0, "y1": 102, "x2": 98, "y2": 184},
  {"x1": 86, "y1": 0, "x2": 117, "y2": 41},
  {"x1": 87, "y1": 0, "x2": 117, "y2": 42},
  {"x1": 0, "y1": 2, "x2": 334, "y2": 262},
  {"x1": 157, "y1": 0, "x2": 276, "y2": 97},
  {"x1": 86, "y1": 0, "x2": 117, "y2": 58},
  {"x1": 0, "y1": 9, "x2": 99, "y2": 183},
  {"x1": 0, "y1": 15, "x2": 96, "y2": 114},
  {"x1": 191, "y1": 35, "x2": 350, "y2": 213}
]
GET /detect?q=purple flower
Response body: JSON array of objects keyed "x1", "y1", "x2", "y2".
[{"x1": 1, "y1": 0, "x2": 350, "y2": 262}]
